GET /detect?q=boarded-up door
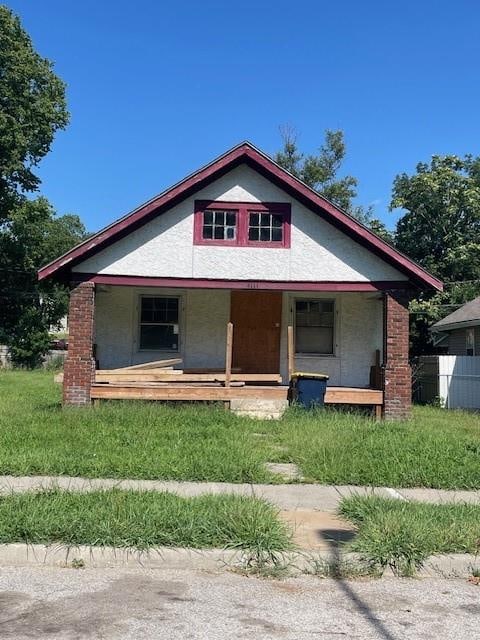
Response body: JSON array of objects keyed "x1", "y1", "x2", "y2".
[{"x1": 230, "y1": 291, "x2": 282, "y2": 373}]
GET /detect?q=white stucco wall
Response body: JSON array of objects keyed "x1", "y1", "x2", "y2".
[
  {"x1": 94, "y1": 286, "x2": 382, "y2": 388},
  {"x1": 278, "y1": 291, "x2": 383, "y2": 386},
  {"x1": 94, "y1": 286, "x2": 230, "y2": 370},
  {"x1": 74, "y1": 164, "x2": 406, "y2": 282}
]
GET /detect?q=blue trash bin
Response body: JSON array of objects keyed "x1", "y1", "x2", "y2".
[{"x1": 291, "y1": 372, "x2": 329, "y2": 408}]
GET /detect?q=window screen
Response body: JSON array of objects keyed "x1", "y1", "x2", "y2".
[
  {"x1": 139, "y1": 297, "x2": 179, "y2": 350},
  {"x1": 295, "y1": 300, "x2": 334, "y2": 354}
]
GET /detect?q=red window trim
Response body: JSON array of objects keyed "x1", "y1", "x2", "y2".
[{"x1": 194, "y1": 200, "x2": 291, "y2": 248}]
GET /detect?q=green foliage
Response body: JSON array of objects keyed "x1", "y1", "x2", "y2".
[
  {"x1": 0, "y1": 198, "x2": 86, "y2": 367},
  {"x1": 275, "y1": 126, "x2": 392, "y2": 239},
  {"x1": 0, "y1": 5, "x2": 68, "y2": 209},
  {"x1": 0, "y1": 488, "x2": 292, "y2": 551},
  {"x1": 392, "y1": 155, "x2": 480, "y2": 353},
  {"x1": 0, "y1": 7, "x2": 84, "y2": 367},
  {"x1": 340, "y1": 495, "x2": 480, "y2": 575}
]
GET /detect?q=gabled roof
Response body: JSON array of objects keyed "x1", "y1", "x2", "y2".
[
  {"x1": 432, "y1": 296, "x2": 480, "y2": 331},
  {"x1": 38, "y1": 141, "x2": 442, "y2": 290}
]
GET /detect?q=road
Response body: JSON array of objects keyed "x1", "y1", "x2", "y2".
[{"x1": 0, "y1": 566, "x2": 478, "y2": 639}]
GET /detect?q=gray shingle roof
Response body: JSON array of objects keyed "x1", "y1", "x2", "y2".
[{"x1": 432, "y1": 296, "x2": 480, "y2": 330}]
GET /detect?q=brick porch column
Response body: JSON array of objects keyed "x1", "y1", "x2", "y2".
[
  {"x1": 383, "y1": 291, "x2": 412, "y2": 420},
  {"x1": 63, "y1": 281, "x2": 95, "y2": 406}
]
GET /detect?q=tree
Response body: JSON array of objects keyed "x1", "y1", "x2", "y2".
[
  {"x1": 0, "y1": 198, "x2": 87, "y2": 367},
  {"x1": 275, "y1": 127, "x2": 392, "y2": 241},
  {"x1": 0, "y1": 7, "x2": 81, "y2": 367},
  {"x1": 0, "y1": 6, "x2": 68, "y2": 211},
  {"x1": 392, "y1": 155, "x2": 480, "y2": 354}
]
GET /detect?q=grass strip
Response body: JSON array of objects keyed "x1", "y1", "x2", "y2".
[
  {"x1": 0, "y1": 489, "x2": 292, "y2": 551},
  {"x1": 2, "y1": 370, "x2": 480, "y2": 489},
  {"x1": 340, "y1": 495, "x2": 480, "y2": 575}
]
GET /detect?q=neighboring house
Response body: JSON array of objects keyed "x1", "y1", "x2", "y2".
[
  {"x1": 38, "y1": 142, "x2": 441, "y2": 418},
  {"x1": 431, "y1": 297, "x2": 480, "y2": 356}
]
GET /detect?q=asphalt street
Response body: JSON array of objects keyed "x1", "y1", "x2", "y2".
[{"x1": 0, "y1": 566, "x2": 478, "y2": 639}]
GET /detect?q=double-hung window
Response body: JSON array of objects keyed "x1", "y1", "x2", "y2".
[
  {"x1": 295, "y1": 300, "x2": 335, "y2": 355},
  {"x1": 194, "y1": 201, "x2": 291, "y2": 247},
  {"x1": 139, "y1": 296, "x2": 179, "y2": 351}
]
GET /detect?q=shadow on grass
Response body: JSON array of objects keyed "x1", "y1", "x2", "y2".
[{"x1": 319, "y1": 528, "x2": 398, "y2": 640}]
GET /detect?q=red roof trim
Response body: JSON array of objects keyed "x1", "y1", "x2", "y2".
[
  {"x1": 73, "y1": 273, "x2": 415, "y2": 292},
  {"x1": 38, "y1": 142, "x2": 442, "y2": 291}
]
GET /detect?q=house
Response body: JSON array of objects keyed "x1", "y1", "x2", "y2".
[
  {"x1": 431, "y1": 297, "x2": 480, "y2": 356},
  {"x1": 38, "y1": 142, "x2": 442, "y2": 419}
]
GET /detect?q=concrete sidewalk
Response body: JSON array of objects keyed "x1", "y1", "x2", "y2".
[{"x1": 0, "y1": 475, "x2": 479, "y2": 511}]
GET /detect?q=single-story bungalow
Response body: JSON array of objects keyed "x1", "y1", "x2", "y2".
[
  {"x1": 431, "y1": 296, "x2": 480, "y2": 356},
  {"x1": 38, "y1": 142, "x2": 442, "y2": 419}
]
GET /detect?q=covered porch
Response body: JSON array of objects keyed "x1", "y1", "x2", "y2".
[{"x1": 63, "y1": 277, "x2": 410, "y2": 419}]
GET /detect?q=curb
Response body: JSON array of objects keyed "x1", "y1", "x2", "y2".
[{"x1": 0, "y1": 543, "x2": 477, "y2": 578}]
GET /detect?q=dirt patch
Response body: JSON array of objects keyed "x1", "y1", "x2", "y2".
[{"x1": 279, "y1": 510, "x2": 356, "y2": 550}]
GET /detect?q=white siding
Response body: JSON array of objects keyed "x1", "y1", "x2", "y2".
[
  {"x1": 95, "y1": 286, "x2": 382, "y2": 388},
  {"x1": 74, "y1": 164, "x2": 406, "y2": 283}
]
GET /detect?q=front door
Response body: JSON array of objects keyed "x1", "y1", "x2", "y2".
[{"x1": 230, "y1": 291, "x2": 282, "y2": 373}]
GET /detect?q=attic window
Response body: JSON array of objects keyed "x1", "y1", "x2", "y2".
[
  {"x1": 194, "y1": 200, "x2": 291, "y2": 248},
  {"x1": 202, "y1": 210, "x2": 237, "y2": 241},
  {"x1": 248, "y1": 212, "x2": 284, "y2": 243}
]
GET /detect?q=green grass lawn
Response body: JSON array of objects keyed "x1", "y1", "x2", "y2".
[
  {"x1": 0, "y1": 488, "x2": 291, "y2": 551},
  {"x1": 1, "y1": 370, "x2": 480, "y2": 488},
  {"x1": 340, "y1": 495, "x2": 480, "y2": 575}
]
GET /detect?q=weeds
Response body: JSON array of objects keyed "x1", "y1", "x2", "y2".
[
  {"x1": 1, "y1": 370, "x2": 480, "y2": 489},
  {"x1": 0, "y1": 488, "x2": 292, "y2": 551},
  {"x1": 340, "y1": 496, "x2": 480, "y2": 576}
]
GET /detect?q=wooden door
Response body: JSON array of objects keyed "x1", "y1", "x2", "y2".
[{"x1": 230, "y1": 291, "x2": 282, "y2": 373}]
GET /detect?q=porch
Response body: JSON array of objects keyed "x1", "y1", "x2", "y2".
[{"x1": 63, "y1": 279, "x2": 409, "y2": 419}]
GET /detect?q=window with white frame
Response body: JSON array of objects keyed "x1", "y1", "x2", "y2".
[
  {"x1": 295, "y1": 299, "x2": 335, "y2": 355},
  {"x1": 466, "y1": 327, "x2": 475, "y2": 356},
  {"x1": 202, "y1": 209, "x2": 237, "y2": 241},
  {"x1": 139, "y1": 296, "x2": 179, "y2": 350},
  {"x1": 248, "y1": 211, "x2": 284, "y2": 242}
]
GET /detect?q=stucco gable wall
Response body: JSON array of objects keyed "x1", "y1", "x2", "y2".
[{"x1": 73, "y1": 164, "x2": 406, "y2": 282}]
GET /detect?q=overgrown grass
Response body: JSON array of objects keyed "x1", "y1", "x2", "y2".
[
  {"x1": 0, "y1": 488, "x2": 292, "y2": 551},
  {"x1": 271, "y1": 405, "x2": 480, "y2": 488},
  {"x1": 1, "y1": 370, "x2": 480, "y2": 488},
  {"x1": 0, "y1": 371, "x2": 276, "y2": 482},
  {"x1": 340, "y1": 495, "x2": 480, "y2": 575}
]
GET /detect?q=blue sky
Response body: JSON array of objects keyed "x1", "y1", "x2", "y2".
[{"x1": 7, "y1": 0, "x2": 480, "y2": 233}]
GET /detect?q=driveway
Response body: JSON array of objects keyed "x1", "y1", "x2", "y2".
[{"x1": 0, "y1": 566, "x2": 478, "y2": 639}]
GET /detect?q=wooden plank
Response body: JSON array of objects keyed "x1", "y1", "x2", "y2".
[
  {"x1": 95, "y1": 372, "x2": 282, "y2": 384},
  {"x1": 184, "y1": 368, "x2": 242, "y2": 374},
  {"x1": 91, "y1": 384, "x2": 289, "y2": 401},
  {"x1": 225, "y1": 322, "x2": 233, "y2": 387},
  {"x1": 325, "y1": 387, "x2": 383, "y2": 405},
  {"x1": 287, "y1": 325, "x2": 294, "y2": 382},
  {"x1": 110, "y1": 358, "x2": 182, "y2": 371},
  {"x1": 95, "y1": 369, "x2": 183, "y2": 381}
]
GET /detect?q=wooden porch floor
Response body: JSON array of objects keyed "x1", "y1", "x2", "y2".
[{"x1": 90, "y1": 382, "x2": 383, "y2": 409}]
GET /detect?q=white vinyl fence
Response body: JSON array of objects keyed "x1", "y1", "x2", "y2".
[{"x1": 417, "y1": 355, "x2": 480, "y2": 410}]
